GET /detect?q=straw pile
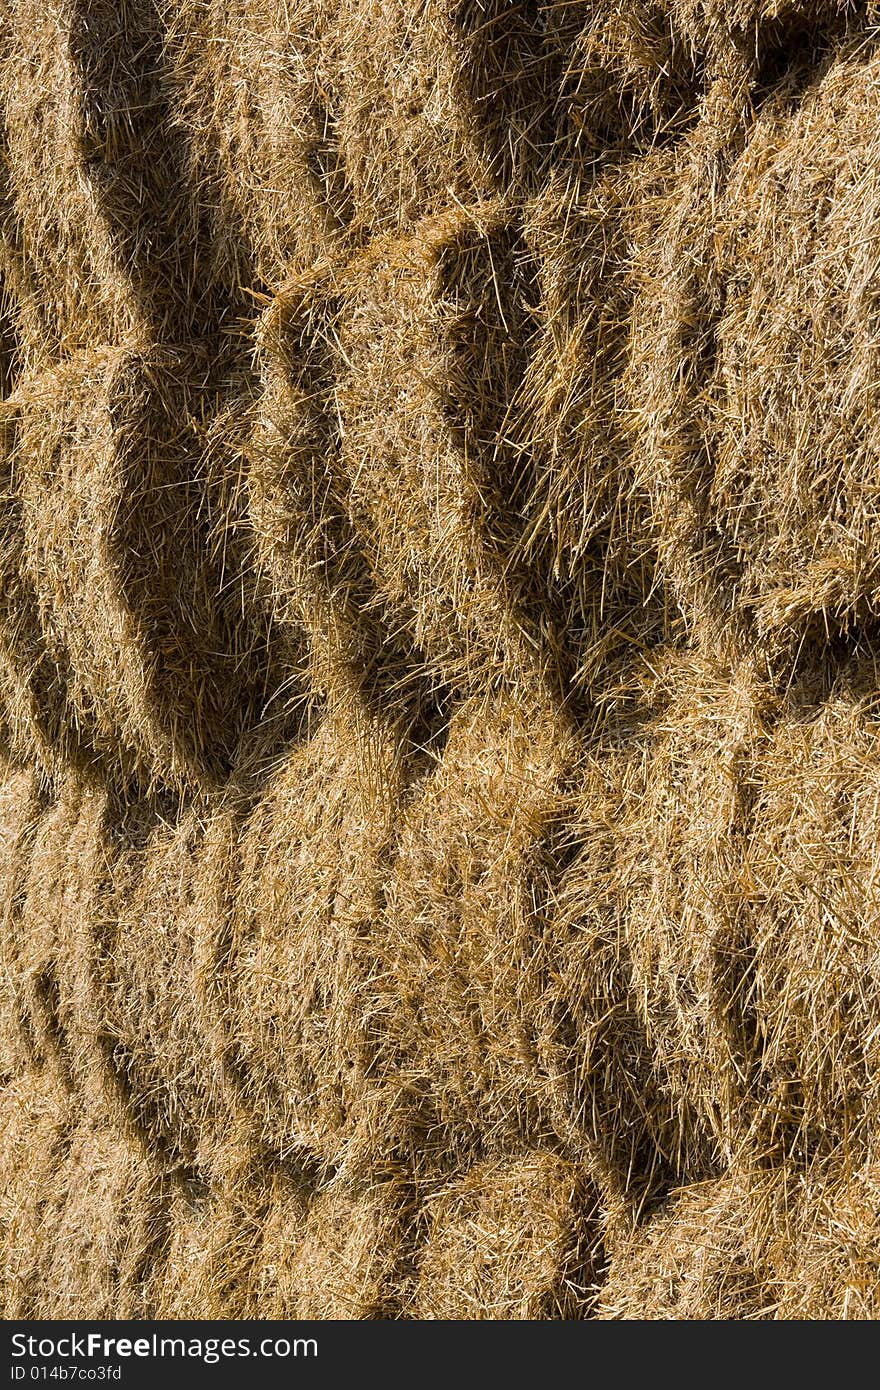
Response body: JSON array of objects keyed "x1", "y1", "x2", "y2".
[{"x1": 3, "y1": 0, "x2": 880, "y2": 1320}]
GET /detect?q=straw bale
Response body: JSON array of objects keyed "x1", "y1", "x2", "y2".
[
  {"x1": 0, "y1": 0, "x2": 245, "y2": 360},
  {"x1": 14, "y1": 775, "x2": 178, "y2": 1145},
  {"x1": 94, "y1": 797, "x2": 244, "y2": 1169},
  {"x1": 257, "y1": 284, "x2": 473, "y2": 788},
  {"x1": 333, "y1": 0, "x2": 707, "y2": 224},
  {"x1": 11, "y1": 342, "x2": 287, "y2": 790},
  {"x1": 629, "y1": 43, "x2": 880, "y2": 653},
  {"x1": 338, "y1": 204, "x2": 556, "y2": 698},
  {"x1": 16, "y1": 777, "x2": 247, "y2": 1168},
  {"x1": 550, "y1": 1, "x2": 701, "y2": 158},
  {"x1": 0, "y1": 1069, "x2": 71, "y2": 1317},
  {"x1": 25, "y1": 1117, "x2": 170, "y2": 1320},
  {"x1": 0, "y1": 264, "x2": 22, "y2": 399},
  {"x1": 14, "y1": 781, "x2": 92, "y2": 1089},
  {"x1": 770, "y1": 1153, "x2": 880, "y2": 1318},
  {"x1": 267, "y1": 1181, "x2": 407, "y2": 1318},
  {"x1": 607, "y1": 651, "x2": 880, "y2": 1170},
  {"x1": 512, "y1": 157, "x2": 676, "y2": 701},
  {"x1": 669, "y1": 0, "x2": 877, "y2": 76},
  {"x1": 251, "y1": 272, "x2": 453, "y2": 739},
  {"x1": 332, "y1": 0, "x2": 558, "y2": 230},
  {"x1": 624, "y1": 60, "x2": 757, "y2": 653},
  {"x1": 0, "y1": 760, "x2": 44, "y2": 1075},
  {"x1": 708, "y1": 46, "x2": 880, "y2": 654},
  {"x1": 0, "y1": 1, "x2": 138, "y2": 361},
  {"x1": 249, "y1": 273, "x2": 371, "y2": 702},
  {"x1": 416, "y1": 1151, "x2": 603, "y2": 1319},
  {"x1": 157, "y1": 1169, "x2": 406, "y2": 1318},
  {"x1": 377, "y1": 691, "x2": 584, "y2": 1168},
  {"x1": 164, "y1": 0, "x2": 349, "y2": 288},
  {"x1": 742, "y1": 682, "x2": 880, "y2": 1161},
  {"x1": 218, "y1": 700, "x2": 404, "y2": 1169},
  {"x1": 539, "y1": 738, "x2": 723, "y2": 1202},
  {"x1": 597, "y1": 1174, "x2": 772, "y2": 1319},
  {"x1": 0, "y1": 404, "x2": 83, "y2": 779},
  {"x1": 600, "y1": 1154, "x2": 880, "y2": 1319},
  {"x1": 0, "y1": 165, "x2": 43, "y2": 384},
  {"x1": 612, "y1": 653, "x2": 770, "y2": 1164},
  {"x1": 153, "y1": 1155, "x2": 316, "y2": 1319}
]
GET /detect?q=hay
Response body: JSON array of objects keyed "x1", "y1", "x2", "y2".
[
  {"x1": 599, "y1": 1155, "x2": 880, "y2": 1319},
  {"x1": 603, "y1": 650, "x2": 880, "y2": 1170},
  {"x1": 511, "y1": 156, "x2": 675, "y2": 703},
  {"x1": 0, "y1": 760, "x2": 45, "y2": 1077},
  {"x1": 275, "y1": 1181, "x2": 407, "y2": 1318},
  {"x1": 743, "y1": 679, "x2": 880, "y2": 1162},
  {"x1": 154, "y1": 1166, "x2": 405, "y2": 1319},
  {"x1": 92, "y1": 797, "x2": 243, "y2": 1169},
  {"x1": 15, "y1": 781, "x2": 89, "y2": 1090},
  {"x1": 597, "y1": 1175, "x2": 772, "y2": 1319},
  {"x1": 0, "y1": 1, "x2": 138, "y2": 362},
  {"x1": 770, "y1": 1152, "x2": 880, "y2": 1318},
  {"x1": 165, "y1": 0, "x2": 348, "y2": 288},
  {"x1": 16, "y1": 778, "x2": 247, "y2": 1172},
  {"x1": 248, "y1": 271, "x2": 372, "y2": 704},
  {"x1": 331, "y1": 0, "x2": 562, "y2": 230},
  {"x1": 670, "y1": 0, "x2": 877, "y2": 75},
  {"x1": 708, "y1": 44, "x2": 880, "y2": 655},
  {"x1": 0, "y1": 403, "x2": 80, "y2": 779},
  {"x1": 377, "y1": 690, "x2": 582, "y2": 1172},
  {"x1": 10, "y1": 343, "x2": 287, "y2": 790},
  {"x1": 0, "y1": 1067, "x2": 178, "y2": 1321},
  {"x1": 0, "y1": 0, "x2": 248, "y2": 361},
  {"x1": 24, "y1": 1117, "x2": 169, "y2": 1320},
  {"x1": 12, "y1": 773, "x2": 186, "y2": 1148},
  {"x1": 539, "y1": 732, "x2": 723, "y2": 1202},
  {"x1": 0, "y1": 1069, "x2": 70, "y2": 1317},
  {"x1": 3, "y1": 0, "x2": 880, "y2": 1324},
  {"x1": 219, "y1": 699, "x2": 405, "y2": 1170},
  {"x1": 153, "y1": 1160, "x2": 309, "y2": 1319},
  {"x1": 611, "y1": 653, "x2": 771, "y2": 1165},
  {"x1": 337, "y1": 203, "x2": 555, "y2": 700},
  {"x1": 629, "y1": 39, "x2": 880, "y2": 655},
  {"x1": 415, "y1": 1151, "x2": 603, "y2": 1319}
]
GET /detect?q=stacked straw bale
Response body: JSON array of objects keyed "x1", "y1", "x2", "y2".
[
  {"x1": 336, "y1": 203, "x2": 553, "y2": 699},
  {"x1": 377, "y1": 690, "x2": 576, "y2": 1168},
  {"x1": 164, "y1": 0, "x2": 349, "y2": 288},
  {"x1": 8, "y1": 344, "x2": 287, "y2": 789},
  {"x1": 3, "y1": 0, "x2": 880, "y2": 1322},
  {"x1": 415, "y1": 1151, "x2": 603, "y2": 1319},
  {"x1": 629, "y1": 39, "x2": 880, "y2": 656},
  {"x1": 221, "y1": 701, "x2": 405, "y2": 1169}
]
